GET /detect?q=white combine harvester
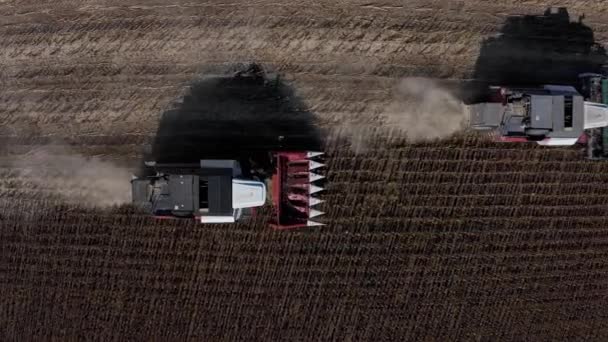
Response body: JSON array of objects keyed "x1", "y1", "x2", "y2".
[
  {"x1": 132, "y1": 153, "x2": 326, "y2": 229},
  {"x1": 132, "y1": 64, "x2": 326, "y2": 229}
]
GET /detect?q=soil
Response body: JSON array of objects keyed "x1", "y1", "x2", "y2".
[{"x1": 2, "y1": 0, "x2": 608, "y2": 340}]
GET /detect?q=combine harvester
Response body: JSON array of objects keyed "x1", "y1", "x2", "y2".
[
  {"x1": 468, "y1": 72, "x2": 608, "y2": 153},
  {"x1": 132, "y1": 65, "x2": 326, "y2": 229},
  {"x1": 131, "y1": 153, "x2": 325, "y2": 229}
]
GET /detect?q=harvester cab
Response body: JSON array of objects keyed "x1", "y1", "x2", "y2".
[{"x1": 131, "y1": 152, "x2": 326, "y2": 229}]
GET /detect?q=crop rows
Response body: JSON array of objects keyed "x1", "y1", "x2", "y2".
[
  {"x1": 3, "y1": 190, "x2": 608, "y2": 340},
  {"x1": 4, "y1": 0, "x2": 608, "y2": 340}
]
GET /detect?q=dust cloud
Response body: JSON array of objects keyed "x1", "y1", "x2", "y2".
[
  {"x1": 11, "y1": 146, "x2": 131, "y2": 207},
  {"x1": 336, "y1": 77, "x2": 468, "y2": 153},
  {"x1": 383, "y1": 77, "x2": 467, "y2": 142}
]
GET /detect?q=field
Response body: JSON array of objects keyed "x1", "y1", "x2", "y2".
[{"x1": 2, "y1": 0, "x2": 608, "y2": 340}]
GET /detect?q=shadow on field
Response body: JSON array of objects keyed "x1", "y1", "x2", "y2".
[
  {"x1": 464, "y1": 7, "x2": 608, "y2": 103},
  {"x1": 148, "y1": 63, "x2": 323, "y2": 169}
]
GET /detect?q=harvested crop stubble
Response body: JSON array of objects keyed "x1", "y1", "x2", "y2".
[{"x1": 3, "y1": 0, "x2": 608, "y2": 340}]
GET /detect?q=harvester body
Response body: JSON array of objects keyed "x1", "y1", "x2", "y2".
[
  {"x1": 132, "y1": 160, "x2": 265, "y2": 223},
  {"x1": 468, "y1": 73, "x2": 608, "y2": 147},
  {"x1": 132, "y1": 152, "x2": 325, "y2": 228}
]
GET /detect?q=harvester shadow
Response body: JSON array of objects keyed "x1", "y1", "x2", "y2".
[
  {"x1": 463, "y1": 7, "x2": 608, "y2": 103},
  {"x1": 149, "y1": 63, "x2": 323, "y2": 170}
]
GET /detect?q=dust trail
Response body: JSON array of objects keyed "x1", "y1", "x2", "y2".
[
  {"x1": 383, "y1": 77, "x2": 467, "y2": 142},
  {"x1": 10, "y1": 145, "x2": 131, "y2": 207},
  {"x1": 335, "y1": 77, "x2": 468, "y2": 153}
]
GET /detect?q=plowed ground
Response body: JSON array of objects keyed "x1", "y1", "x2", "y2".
[{"x1": 2, "y1": 0, "x2": 608, "y2": 340}]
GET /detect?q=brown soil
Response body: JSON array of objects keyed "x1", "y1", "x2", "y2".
[{"x1": 2, "y1": 0, "x2": 608, "y2": 340}]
